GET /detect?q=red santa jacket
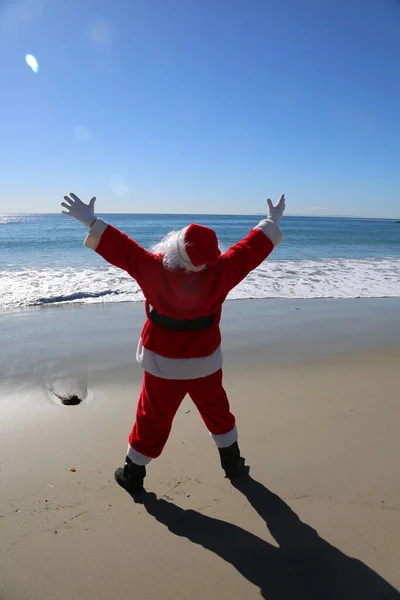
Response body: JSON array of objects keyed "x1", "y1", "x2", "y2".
[{"x1": 84, "y1": 218, "x2": 283, "y2": 379}]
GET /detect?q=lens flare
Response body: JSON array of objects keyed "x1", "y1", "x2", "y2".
[{"x1": 25, "y1": 54, "x2": 39, "y2": 73}]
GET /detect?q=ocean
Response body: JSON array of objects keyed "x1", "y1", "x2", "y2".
[{"x1": 1, "y1": 214, "x2": 399, "y2": 310}]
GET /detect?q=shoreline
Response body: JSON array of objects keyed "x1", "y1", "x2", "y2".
[
  {"x1": 2, "y1": 293, "x2": 400, "y2": 316},
  {"x1": 1, "y1": 298, "x2": 400, "y2": 388},
  {"x1": 2, "y1": 295, "x2": 400, "y2": 425}
]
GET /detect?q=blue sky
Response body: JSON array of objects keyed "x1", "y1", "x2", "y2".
[{"x1": 0, "y1": 0, "x2": 399, "y2": 217}]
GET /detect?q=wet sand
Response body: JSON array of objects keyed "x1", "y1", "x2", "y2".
[{"x1": 1, "y1": 299, "x2": 399, "y2": 599}]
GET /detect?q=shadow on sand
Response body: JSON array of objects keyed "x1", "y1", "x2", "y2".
[{"x1": 132, "y1": 473, "x2": 399, "y2": 599}]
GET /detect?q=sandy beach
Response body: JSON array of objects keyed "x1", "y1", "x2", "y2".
[{"x1": 1, "y1": 299, "x2": 400, "y2": 599}]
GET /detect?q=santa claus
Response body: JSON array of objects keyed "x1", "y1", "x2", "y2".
[{"x1": 61, "y1": 193, "x2": 285, "y2": 494}]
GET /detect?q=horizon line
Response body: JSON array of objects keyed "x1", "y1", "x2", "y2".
[{"x1": 0, "y1": 212, "x2": 398, "y2": 220}]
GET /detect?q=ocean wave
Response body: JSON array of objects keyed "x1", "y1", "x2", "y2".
[
  {"x1": 0, "y1": 215, "x2": 27, "y2": 225},
  {"x1": 1, "y1": 258, "x2": 400, "y2": 310},
  {"x1": 37, "y1": 289, "x2": 121, "y2": 305}
]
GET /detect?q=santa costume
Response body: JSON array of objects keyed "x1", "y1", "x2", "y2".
[{"x1": 61, "y1": 193, "x2": 285, "y2": 493}]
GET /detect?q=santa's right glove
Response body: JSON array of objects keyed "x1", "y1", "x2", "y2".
[
  {"x1": 61, "y1": 193, "x2": 97, "y2": 228},
  {"x1": 267, "y1": 194, "x2": 286, "y2": 225}
]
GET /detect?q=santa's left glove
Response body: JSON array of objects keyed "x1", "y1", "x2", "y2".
[{"x1": 61, "y1": 193, "x2": 97, "y2": 227}]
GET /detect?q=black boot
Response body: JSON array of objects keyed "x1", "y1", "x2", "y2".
[
  {"x1": 115, "y1": 456, "x2": 146, "y2": 494},
  {"x1": 218, "y1": 442, "x2": 246, "y2": 479}
]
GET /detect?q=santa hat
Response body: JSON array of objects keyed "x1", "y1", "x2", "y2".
[{"x1": 177, "y1": 223, "x2": 221, "y2": 269}]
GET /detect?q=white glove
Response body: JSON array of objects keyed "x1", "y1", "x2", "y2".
[
  {"x1": 267, "y1": 194, "x2": 285, "y2": 225},
  {"x1": 61, "y1": 193, "x2": 97, "y2": 227}
]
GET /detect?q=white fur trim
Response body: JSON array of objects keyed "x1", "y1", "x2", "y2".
[
  {"x1": 136, "y1": 340, "x2": 222, "y2": 380},
  {"x1": 176, "y1": 227, "x2": 206, "y2": 272},
  {"x1": 176, "y1": 227, "x2": 191, "y2": 267},
  {"x1": 84, "y1": 218, "x2": 108, "y2": 250},
  {"x1": 212, "y1": 425, "x2": 238, "y2": 448},
  {"x1": 255, "y1": 219, "x2": 283, "y2": 247},
  {"x1": 127, "y1": 445, "x2": 152, "y2": 466}
]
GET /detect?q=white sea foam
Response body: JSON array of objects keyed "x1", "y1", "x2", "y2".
[{"x1": 1, "y1": 258, "x2": 400, "y2": 310}]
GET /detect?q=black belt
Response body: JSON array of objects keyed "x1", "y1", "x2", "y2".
[{"x1": 150, "y1": 309, "x2": 215, "y2": 331}]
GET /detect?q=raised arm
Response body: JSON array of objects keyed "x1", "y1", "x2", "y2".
[
  {"x1": 61, "y1": 193, "x2": 156, "y2": 281},
  {"x1": 219, "y1": 194, "x2": 285, "y2": 291}
]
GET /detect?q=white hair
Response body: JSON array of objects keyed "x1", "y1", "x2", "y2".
[{"x1": 152, "y1": 229, "x2": 206, "y2": 273}]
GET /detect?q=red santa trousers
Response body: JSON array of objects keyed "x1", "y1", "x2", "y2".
[{"x1": 128, "y1": 369, "x2": 236, "y2": 463}]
